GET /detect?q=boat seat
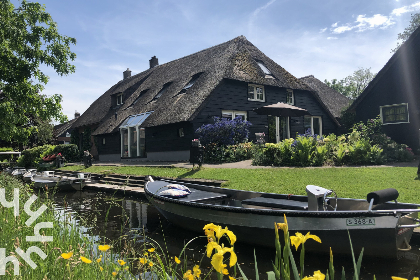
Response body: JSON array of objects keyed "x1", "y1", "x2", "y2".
[
  {"x1": 147, "y1": 181, "x2": 227, "y2": 203},
  {"x1": 242, "y1": 197, "x2": 308, "y2": 210}
]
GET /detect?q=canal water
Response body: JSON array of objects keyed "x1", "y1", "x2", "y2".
[{"x1": 51, "y1": 190, "x2": 420, "y2": 280}]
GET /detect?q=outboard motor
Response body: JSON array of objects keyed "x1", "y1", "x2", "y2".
[{"x1": 306, "y1": 185, "x2": 337, "y2": 211}]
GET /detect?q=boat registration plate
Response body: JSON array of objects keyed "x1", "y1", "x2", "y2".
[{"x1": 346, "y1": 218, "x2": 375, "y2": 226}]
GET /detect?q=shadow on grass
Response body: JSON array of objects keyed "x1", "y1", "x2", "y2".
[{"x1": 177, "y1": 167, "x2": 202, "y2": 179}]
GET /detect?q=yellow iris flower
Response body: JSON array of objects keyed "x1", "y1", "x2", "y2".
[
  {"x1": 203, "y1": 223, "x2": 236, "y2": 245},
  {"x1": 117, "y1": 260, "x2": 126, "y2": 266},
  {"x1": 175, "y1": 256, "x2": 181, "y2": 264},
  {"x1": 96, "y1": 257, "x2": 102, "y2": 263},
  {"x1": 98, "y1": 245, "x2": 111, "y2": 252},
  {"x1": 302, "y1": 270, "x2": 325, "y2": 280},
  {"x1": 61, "y1": 252, "x2": 73, "y2": 260},
  {"x1": 229, "y1": 277, "x2": 236, "y2": 280},
  {"x1": 276, "y1": 214, "x2": 288, "y2": 233},
  {"x1": 100, "y1": 266, "x2": 103, "y2": 271},
  {"x1": 139, "y1": 258, "x2": 146, "y2": 264},
  {"x1": 80, "y1": 256, "x2": 92, "y2": 264},
  {"x1": 112, "y1": 271, "x2": 117, "y2": 277},
  {"x1": 193, "y1": 265, "x2": 201, "y2": 278},
  {"x1": 290, "y1": 232, "x2": 322, "y2": 250},
  {"x1": 210, "y1": 246, "x2": 237, "y2": 273},
  {"x1": 148, "y1": 248, "x2": 155, "y2": 253},
  {"x1": 391, "y1": 276, "x2": 419, "y2": 280},
  {"x1": 149, "y1": 262, "x2": 154, "y2": 267},
  {"x1": 183, "y1": 270, "x2": 194, "y2": 280}
]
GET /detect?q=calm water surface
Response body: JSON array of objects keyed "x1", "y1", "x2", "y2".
[{"x1": 51, "y1": 190, "x2": 420, "y2": 280}]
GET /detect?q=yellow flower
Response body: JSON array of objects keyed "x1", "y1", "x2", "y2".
[
  {"x1": 112, "y1": 271, "x2": 117, "y2": 277},
  {"x1": 391, "y1": 278, "x2": 419, "y2": 280},
  {"x1": 183, "y1": 270, "x2": 194, "y2": 280},
  {"x1": 61, "y1": 252, "x2": 73, "y2": 260},
  {"x1": 139, "y1": 258, "x2": 146, "y2": 264},
  {"x1": 302, "y1": 270, "x2": 325, "y2": 280},
  {"x1": 206, "y1": 241, "x2": 220, "y2": 257},
  {"x1": 117, "y1": 260, "x2": 126, "y2": 266},
  {"x1": 144, "y1": 252, "x2": 148, "y2": 256},
  {"x1": 290, "y1": 232, "x2": 321, "y2": 250},
  {"x1": 229, "y1": 277, "x2": 236, "y2": 280},
  {"x1": 193, "y1": 265, "x2": 201, "y2": 278},
  {"x1": 98, "y1": 245, "x2": 111, "y2": 252},
  {"x1": 148, "y1": 248, "x2": 155, "y2": 253},
  {"x1": 175, "y1": 256, "x2": 181, "y2": 264},
  {"x1": 210, "y1": 246, "x2": 237, "y2": 273},
  {"x1": 80, "y1": 256, "x2": 92, "y2": 264},
  {"x1": 276, "y1": 214, "x2": 288, "y2": 233},
  {"x1": 100, "y1": 266, "x2": 103, "y2": 271},
  {"x1": 96, "y1": 257, "x2": 102, "y2": 263},
  {"x1": 149, "y1": 262, "x2": 154, "y2": 267},
  {"x1": 222, "y1": 268, "x2": 229, "y2": 275}
]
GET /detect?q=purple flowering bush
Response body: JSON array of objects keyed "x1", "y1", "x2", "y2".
[{"x1": 195, "y1": 117, "x2": 252, "y2": 163}]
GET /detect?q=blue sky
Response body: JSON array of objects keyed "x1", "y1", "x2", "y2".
[{"x1": 23, "y1": 0, "x2": 420, "y2": 121}]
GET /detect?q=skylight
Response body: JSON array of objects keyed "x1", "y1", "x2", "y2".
[
  {"x1": 130, "y1": 89, "x2": 149, "y2": 106},
  {"x1": 257, "y1": 61, "x2": 272, "y2": 75},
  {"x1": 175, "y1": 73, "x2": 202, "y2": 96},
  {"x1": 153, "y1": 83, "x2": 171, "y2": 101},
  {"x1": 119, "y1": 112, "x2": 152, "y2": 129}
]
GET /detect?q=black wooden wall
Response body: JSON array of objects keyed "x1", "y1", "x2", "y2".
[
  {"x1": 354, "y1": 34, "x2": 420, "y2": 151},
  {"x1": 192, "y1": 79, "x2": 339, "y2": 141}
]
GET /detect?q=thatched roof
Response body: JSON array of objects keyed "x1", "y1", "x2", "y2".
[
  {"x1": 299, "y1": 75, "x2": 351, "y2": 118},
  {"x1": 53, "y1": 118, "x2": 78, "y2": 138},
  {"x1": 72, "y1": 36, "x2": 318, "y2": 135}
]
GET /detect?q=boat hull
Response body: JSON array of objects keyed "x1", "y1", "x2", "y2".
[
  {"x1": 145, "y1": 180, "x2": 417, "y2": 258},
  {"x1": 31, "y1": 176, "x2": 85, "y2": 192}
]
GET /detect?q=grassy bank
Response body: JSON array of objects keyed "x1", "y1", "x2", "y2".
[
  {"x1": 60, "y1": 165, "x2": 420, "y2": 204},
  {"x1": 0, "y1": 173, "x2": 137, "y2": 279}
]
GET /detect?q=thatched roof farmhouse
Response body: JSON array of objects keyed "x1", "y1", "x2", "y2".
[{"x1": 72, "y1": 36, "x2": 349, "y2": 161}]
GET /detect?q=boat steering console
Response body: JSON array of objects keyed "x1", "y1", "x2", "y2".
[{"x1": 306, "y1": 185, "x2": 338, "y2": 211}]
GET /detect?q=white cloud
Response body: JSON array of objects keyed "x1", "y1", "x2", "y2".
[
  {"x1": 332, "y1": 25, "x2": 354, "y2": 34},
  {"x1": 320, "y1": 27, "x2": 327, "y2": 33},
  {"x1": 327, "y1": 37, "x2": 338, "y2": 40},
  {"x1": 392, "y1": 1, "x2": 420, "y2": 16},
  {"x1": 248, "y1": 0, "x2": 276, "y2": 33},
  {"x1": 332, "y1": 22, "x2": 338, "y2": 27},
  {"x1": 355, "y1": 14, "x2": 395, "y2": 31}
]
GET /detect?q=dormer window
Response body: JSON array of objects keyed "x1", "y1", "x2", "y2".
[
  {"x1": 248, "y1": 84, "x2": 265, "y2": 102},
  {"x1": 117, "y1": 93, "x2": 123, "y2": 105},
  {"x1": 257, "y1": 61, "x2": 273, "y2": 78},
  {"x1": 130, "y1": 89, "x2": 149, "y2": 107},
  {"x1": 286, "y1": 89, "x2": 294, "y2": 105},
  {"x1": 175, "y1": 73, "x2": 202, "y2": 96},
  {"x1": 153, "y1": 82, "x2": 171, "y2": 101}
]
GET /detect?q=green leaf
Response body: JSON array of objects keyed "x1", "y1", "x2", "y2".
[
  {"x1": 267, "y1": 271, "x2": 277, "y2": 280},
  {"x1": 236, "y1": 263, "x2": 249, "y2": 280}
]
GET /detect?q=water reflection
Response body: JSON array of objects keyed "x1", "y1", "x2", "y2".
[{"x1": 50, "y1": 191, "x2": 420, "y2": 279}]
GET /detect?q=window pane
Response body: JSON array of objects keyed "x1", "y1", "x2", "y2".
[
  {"x1": 130, "y1": 127, "x2": 137, "y2": 157},
  {"x1": 235, "y1": 113, "x2": 246, "y2": 121},
  {"x1": 139, "y1": 129, "x2": 146, "y2": 157},
  {"x1": 313, "y1": 118, "x2": 321, "y2": 135},
  {"x1": 304, "y1": 116, "x2": 311, "y2": 133},
  {"x1": 222, "y1": 112, "x2": 233, "y2": 119},
  {"x1": 122, "y1": 129, "x2": 128, "y2": 157}
]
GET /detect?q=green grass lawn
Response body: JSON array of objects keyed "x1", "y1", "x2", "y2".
[{"x1": 61, "y1": 165, "x2": 420, "y2": 203}]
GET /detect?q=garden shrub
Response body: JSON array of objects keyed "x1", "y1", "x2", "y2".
[
  {"x1": 17, "y1": 145, "x2": 54, "y2": 168},
  {"x1": 54, "y1": 144, "x2": 80, "y2": 162},
  {"x1": 203, "y1": 142, "x2": 253, "y2": 164},
  {"x1": 196, "y1": 116, "x2": 252, "y2": 146},
  {"x1": 0, "y1": 147, "x2": 14, "y2": 162}
]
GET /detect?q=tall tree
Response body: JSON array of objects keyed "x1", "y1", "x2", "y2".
[
  {"x1": 324, "y1": 67, "x2": 376, "y2": 100},
  {"x1": 392, "y1": 12, "x2": 420, "y2": 52},
  {"x1": 0, "y1": 0, "x2": 76, "y2": 144}
]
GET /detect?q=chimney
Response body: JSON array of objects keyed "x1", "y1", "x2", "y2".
[
  {"x1": 74, "y1": 111, "x2": 80, "y2": 119},
  {"x1": 123, "y1": 68, "x2": 131, "y2": 79},
  {"x1": 149, "y1": 56, "x2": 159, "y2": 69}
]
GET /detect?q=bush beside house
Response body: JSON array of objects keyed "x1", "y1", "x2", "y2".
[{"x1": 17, "y1": 144, "x2": 80, "y2": 168}]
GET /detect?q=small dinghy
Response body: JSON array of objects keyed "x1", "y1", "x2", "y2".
[
  {"x1": 31, "y1": 171, "x2": 90, "y2": 192},
  {"x1": 145, "y1": 179, "x2": 420, "y2": 258}
]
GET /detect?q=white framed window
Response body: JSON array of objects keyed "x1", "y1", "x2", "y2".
[
  {"x1": 117, "y1": 93, "x2": 123, "y2": 105},
  {"x1": 65, "y1": 132, "x2": 71, "y2": 138},
  {"x1": 286, "y1": 89, "x2": 294, "y2": 105},
  {"x1": 304, "y1": 116, "x2": 322, "y2": 136},
  {"x1": 248, "y1": 84, "x2": 265, "y2": 102},
  {"x1": 380, "y1": 103, "x2": 409, "y2": 125},
  {"x1": 120, "y1": 112, "x2": 152, "y2": 157},
  {"x1": 222, "y1": 110, "x2": 247, "y2": 121}
]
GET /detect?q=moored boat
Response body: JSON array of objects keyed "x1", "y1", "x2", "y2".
[
  {"x1": 145, "y1": 179, "x2": 420, "y2": 258},
  {"x1": 31, "y1": 172, "x2": 90, "y2": 191}
]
